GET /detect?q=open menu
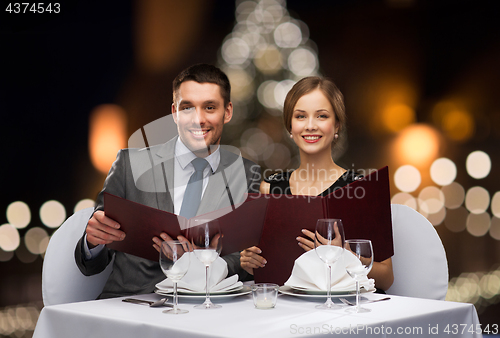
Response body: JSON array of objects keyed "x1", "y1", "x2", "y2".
[
  {"x1": 106, "y1": 166, "x2": 393, "y2": 285},
  {"x1": 104, "y1": 192, "x2": 269, "y2": 260}
]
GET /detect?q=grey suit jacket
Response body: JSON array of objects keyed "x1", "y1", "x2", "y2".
[{"x1": 75, "y1": 137, "x2": 261, "y2": 299}]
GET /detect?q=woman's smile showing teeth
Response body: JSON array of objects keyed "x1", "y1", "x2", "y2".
[{"x1": 302, "y1": 135, "x2": 321, "y2": 143}]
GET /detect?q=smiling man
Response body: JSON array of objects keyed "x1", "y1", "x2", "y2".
[
  {"x1": 75, "y1": 64, "x2": 261, "y2": 299},
  {"x1": 172, "y1": 74, "x2": 232, "y2": 157}
]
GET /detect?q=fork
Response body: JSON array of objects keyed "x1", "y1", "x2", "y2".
[
  {"x1": 339, "y1": 297, "x2": 391, "y2": 306},
  {"x1": 122, "y1": 298, "x2": 173, "y2": 307}
]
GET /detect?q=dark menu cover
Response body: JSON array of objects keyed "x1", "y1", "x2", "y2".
[
  {"x1": 106, "y1": 167, "x2": 393, "y2": 285},
  {"x1": 105, "y1": 193, "x2": 268, "y2": 261},
  {"x1": 254, "y1": 167, "x2": 393, "y2": 285}
]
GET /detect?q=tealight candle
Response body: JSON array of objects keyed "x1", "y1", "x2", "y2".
[
  {"x1": 255, "y1": 298, "x2": 274, "y2": 309},
  {"x1": 251, "y1": 283, "x2": 279, "y2": 309}
]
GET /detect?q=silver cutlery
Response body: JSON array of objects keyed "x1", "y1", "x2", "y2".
[
  {"x1": 122, "y1": 297, "x2": 172, "y2": 307},
  {"x1": 339, "y1": 297, "x2": 391, "y2": 306}
]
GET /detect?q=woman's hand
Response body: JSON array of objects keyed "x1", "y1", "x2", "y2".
[
  {"x1": 240, "y1": 246, "x2": 267, "y2": 275},
  {"x1": 316, "y1": 221, "x2": 343, "y2": 247},
  {"x1": 298, "y1": 221, "x2": 342, "y2": 252},
  {"x1": 297, "y1": 229, "x2": 315, "y2": 251}
]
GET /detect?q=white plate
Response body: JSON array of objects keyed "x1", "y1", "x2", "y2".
[
  {"x1": 290, "y1": 285, "x2": 375, "y2": 295},
  {"x1": 279, "y1": 286, "x2": 375, "y2": 298},
  {"x1": 156, "y1": 284, "x2": 243, "y2": 295},
  {"x1": 155, "y1": 285, "x2": 251, "y2": 299}
]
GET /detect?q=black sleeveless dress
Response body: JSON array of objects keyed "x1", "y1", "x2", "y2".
[
  {"x1": 265, "y1": 169, "x2": 388, "y2": 293},
  {"x1": 264, "y1": 169, "x2": 364, "y2": 196}
]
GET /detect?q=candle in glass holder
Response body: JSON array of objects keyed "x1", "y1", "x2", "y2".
[
  {"x1": 255, "y1": 298, "x2": 274, "y2": 309},
  {"x1": 251, "y1": 283, "x2": 278, "y2": 309}
]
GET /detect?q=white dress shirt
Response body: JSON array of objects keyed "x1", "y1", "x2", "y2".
[{"x1": 172, "y1": 137, "x2": 220, "y2": 214}]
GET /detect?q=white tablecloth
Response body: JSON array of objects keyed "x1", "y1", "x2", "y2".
[{"x1": 33, "y1": 292, "x2": 482, "y2": 338}]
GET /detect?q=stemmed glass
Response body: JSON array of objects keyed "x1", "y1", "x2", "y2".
[
  {"x1": 159, "y1": 240, "x2": 191, "y2": 314},
  {"x1": 314, "y1": 218, "x2": 345, "y2": 310},
  {"x1": 345, "y1": 239, "x2": 374, "y2": 313},
  {"x1": 188, "y1": 219, "x2": 223, "y2": 309}
]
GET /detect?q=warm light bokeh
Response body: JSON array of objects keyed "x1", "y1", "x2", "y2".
[
  {"x1": 0, "y1": 224, "x2": 20, "y2": 252},
  {"x1": 74, "y1": 199, "x2": 96, "y2": 213},
  {"x1": 24, "y1": 227, "x2": 49, "y2": 255},
  {"x1": 442, "y1": 109, "x2": 474, "y2": 141},
  {"x1": 393, "y1": 124, "x2": 441, "y2": 167},
  {"x1": 381, "y1": 103, "x2": 415, "y2": 133},
  {"x1": 39, "y1": 200, "x2": 67, "y2": 229},
  {"x1": 430, "y1": 158, "x2": 457, "y2": 186},
  {"x1": 394, "y1": 165, "x2": 421, "y2": 192},
  {"x1": 492, "y1": 192, "x2": 500, "y2": 218},
  {"x1": 135, "y1": 0, "x2": 209, "y2": 72},
  {"x1": 444, "y1": 206, "x2": 468, "y2": 233},
  {"x1": 441, "y1": 182, "x2": 465, "y2": 209},
  {"x1": 466, "y1": 150, "x2": 491, "y2": 179},
  {"x1": 6, "y1": 201, "x2": 31, "y2": 229},
  {"x1": 418, "y1": 186, "x2": 445, "y2": 215},
  {"x1": 391, "y1": 192, "x2": 417, "y2": 209},
  {"x1": 465, "y1": 186, "x2": 490, "y2": 214},
  {"x1": 89, "y1": 104, "x2": 127, "y2": 174},
  {"x1": 466, "y1": 212, "x2": 491, "y2": 237},
  {"x1": 432, "y1": 100, "x2": 475, "y2": 142},
  {"x1": 367, "y1": 77, "x2": 418, "y2": 136},
  {"x1": 490, "y1": 217, "x2": 500, "y2": 241},
  {"x1": 254, "y1": 45, "x2": 283, "y2": 75}
]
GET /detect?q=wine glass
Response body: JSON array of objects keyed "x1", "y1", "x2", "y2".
[
  {"x1": 345, "y1": 239, "x2": 374, "y2": 313},
  {"x1": 159, "y1": 240, "x2": 191, "y2": 314},
  {"x1": 188, "y1": 219, "x2": 222, "y2": 309},
  {"x1": 314, "y1": 218, "x2": 345, "y2": 310}
]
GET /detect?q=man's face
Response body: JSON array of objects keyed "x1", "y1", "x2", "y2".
[{"x1": 172, "y1": 81, "x2": 233, "y2": 157}]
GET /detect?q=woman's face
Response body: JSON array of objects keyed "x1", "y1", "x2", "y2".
[{"x1": 290, "y1": 89, "x2": 338, "y2": 156}]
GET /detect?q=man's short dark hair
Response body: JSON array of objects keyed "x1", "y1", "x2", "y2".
[{"x1": 173, "y1": 64, "x2": 231, "y2": 107}]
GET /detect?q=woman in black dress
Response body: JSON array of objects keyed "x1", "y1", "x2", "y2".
[{"x1": 240, "y1": 77, "x2": 394, "y2": 291}]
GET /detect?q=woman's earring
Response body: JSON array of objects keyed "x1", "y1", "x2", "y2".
[
  {"x1": 290, "y1": 133, "x2": 293, "y2": 138},
  {"x1": 334, "y1": 133, "x2": 339, "y2": 140}
]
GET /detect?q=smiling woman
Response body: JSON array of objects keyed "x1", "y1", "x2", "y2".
[{"x1": 240, "y1": 76, "x2": 394, "y2": 292}]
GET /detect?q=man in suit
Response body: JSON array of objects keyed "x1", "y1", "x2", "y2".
[{"x1": 75, "y1": 64, "x2": 261, "y2": 298}]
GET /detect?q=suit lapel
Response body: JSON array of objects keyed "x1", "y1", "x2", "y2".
[
  {"x1": 151, "y1": 137, "x2": 177, "y2": 212},
  {"x1": 197, "y1": 149, "x2": 233, "y2": 215}
]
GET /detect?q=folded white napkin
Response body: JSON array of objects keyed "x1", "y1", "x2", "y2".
[
  {"x1": 156, "y1": 252, "x2": 242, "y2": 293},
  {"x1": 285, "y1": 249, "x2": 375, "y2": 292}
]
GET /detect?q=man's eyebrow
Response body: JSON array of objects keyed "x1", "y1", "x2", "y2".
[
  {"x1": 178, "y1": 100, "x2": 192, "y2": 106},
  {"x1": 178, "y1": 100, "x2": 220, "y2": 106},
  {"x1": 203, "y1": 100, "x2": 219, "y2": 105}
]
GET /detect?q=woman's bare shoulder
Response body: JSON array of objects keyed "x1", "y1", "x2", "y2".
[{"x1": 260, "y1": 181, "x2": 270, "y2": 194}]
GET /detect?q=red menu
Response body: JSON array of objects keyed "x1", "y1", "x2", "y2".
[
  {"x1": 254, "y1": 167, "x2": 393, "y2": 285},
  {"x1": 106, "y1": 167, "x2": 394, "y2": 285},
  {"x1": 104, "y1": 193, "x2": 268, "y2": 261}
]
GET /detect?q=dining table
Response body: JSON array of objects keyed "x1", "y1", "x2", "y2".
[{"x1": 33, "y1": 287, "x2": 483, "y2": 338}]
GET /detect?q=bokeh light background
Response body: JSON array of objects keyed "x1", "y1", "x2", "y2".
[{"x1": 2, "y1": 0, "x2": 500, "y2": 336}]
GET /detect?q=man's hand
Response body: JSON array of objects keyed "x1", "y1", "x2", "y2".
[
  {"x1": 86, "y1": 211, "x2": 125, "y2": 248},
  {"x1": 152, "y1": 233, "x2": 192, "y2": 253},
  {"x1": 240, "y1": 246, "x2": 266, "y2": 275}
]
